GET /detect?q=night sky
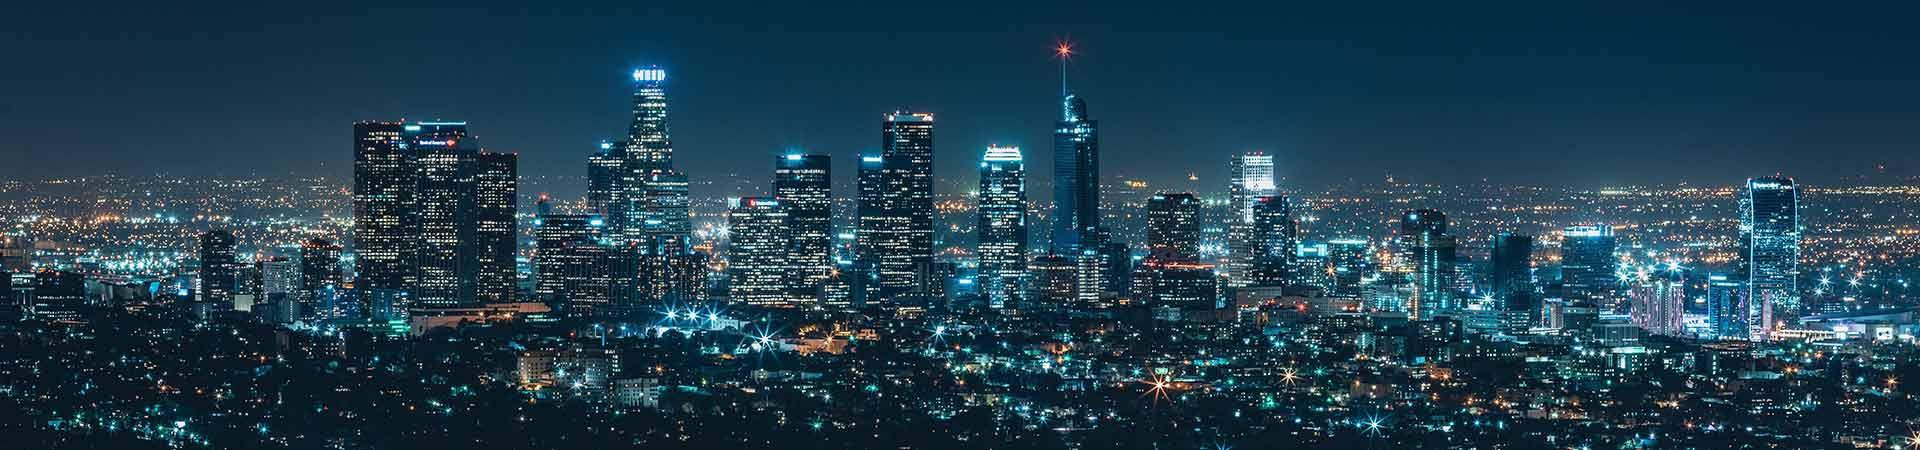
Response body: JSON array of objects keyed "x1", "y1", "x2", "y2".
[{"x1": 7, "y1": 2, "x2": 1920, "y2": 191}]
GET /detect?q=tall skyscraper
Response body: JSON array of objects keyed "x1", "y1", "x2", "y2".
[
  {"x1": 976, "y1": 145, "x2": 1028, "y2": 309},
  {"x1": 1228, "y1": 152, "x2": 1277, "y2": 223},
  {"x1": 774, "y1": 153, "x2": 832, "y2": 300},
  {"x1": 1050, "y1": 94, "x2": 1100, "y2": 254},
  {"x1": 728, "y1": 197, "x2": 791, "y2": 307},
  {"x1": 351, "y1": 121, "x2": 415, "y2": 293},
  {"x1": 1741, "y1": 176, "x2": 1800, "y2": 331},
  {"x1": 412, "y1": 122, "x2": 481, "y2": 307},
  {"x1": 1488, "y1": 233, "x2": 1534, "y2": 312},
  {"x1": 1248, "y1": 195, "x2": 1296, "y2": 287},
  {"x1": 593, "y1": 66, "x2": 705, "y2": 314},
  {"x1": 1398, "y1": 209, "x2": 1457, "y2": 320},
  {"x1": 1146, "y1": 192, "x2": 1202, "y2": 262},
  {"x1": 198, "y1": 229, "x2": 237, "y2": 315},
  {"x1": 473, "y1": 151, "x2": 518, "y2": 304},
  {"x1": 1560, "y1": 224, "x2": 1618, "y2": 307},
  {"x1": 854, "y1": 112, "x2": 937, "y2": 301},
  {"x1": 298, "y1": 238, "x2": 343, "y2": 321},
  {"x1": 535, "y1": 215, "x2": 611, "y2": 318}
]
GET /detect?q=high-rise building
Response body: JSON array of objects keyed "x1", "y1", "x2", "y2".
[
  {"x1": 853, "y1": 112, "x2": 937, "y2": 302},
  {"x1": 883, "y1": 111, "x2": 936, "y2": 299},
  {"x1": 587, "y1": 141, "x2": 620, "y2": 216},
  {"x1": 1228, "y1": 152, "x2": 1277, "y2": 223},
  {"x1": 1028, "y1": 255, "x2": 1079, "y2": 307},
  {"x1": 198, "y1": 229, "x2": 237, "y2": 316},
  {"x1": 1488, "y1": 233, "x2": 1534, "y2": 312},
  {"x1": 473, "y1": 151, "x2": 518, "y2": 304},
  {"x1": 412, "y1": 122, "x2": 478, "y2": 307},
  {"x1": 1146, "y1": 193, "x2": 1202, "y2": 262},
  {"x1": 774, "y1": 153, "x2": 833, "y2": 300},
  {"x1": 535, "y1": 215, "x2": 611, "y2": 318},
  {"x1": 1327, "y1": 238, "x2": 1371, "y2": 297},
  {"x1": 1248, "y1": 195, "x2": 1296, "y2": 287},
  {"x1": 1741, "y1": 176, "x2": 1800, "y2": 329},
  {"x1": 1050, "y1": 94, "x2": 1100, "y2": 254},
  {"x1": 1398, "y1": 209, "x2": 1457, "y2": 320},
  {"x1": 976, "y1": 145, "x2": 1028, "y2": 309},
  {"x1": 1293, "y1": 242, "x2": 1331, "y2": 291},
  {"x1": 1560, "y1": 224, "x2": 1618, "y2": 307},
  {"x1": 351, "y1": 121, "x2": 415, "y2": 293},
  {"x1": 1706, "y1": 272, "x2": 1745, "y2": 340},
  {"x1": 1630, "y1": 270, "x2": 1685, "y2": 337},
  {"x1": 728, "y1": 197, "x2": 791, "y2": 307},
  {"x1": 298, "y1": 238, "x2": 343, "y2": 321}
]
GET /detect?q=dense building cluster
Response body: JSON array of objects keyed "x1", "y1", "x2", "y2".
[{"x1": 4, "y1": 62, "x2": 1920, "y2": 449}]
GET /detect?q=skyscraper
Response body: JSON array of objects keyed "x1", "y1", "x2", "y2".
[
  {"x1": 198, "y1": 229, "x2": 237, "y2": 315},
  {"x1": 412, "y1": 122, "x2": 478, "y2": 307},
  {"x1": 473, "y1": 151, "x2": 518, "y2": 304},
  {"x1": 298, "y1": 238, "x2": 343, "y2": 321},
  {"x1": 1488, "y1": 233, "x2": 1534, "y2": 312},
  {"x1": 854, "y1": 112, "x2": 937, "y2": 301},
  {"x1": 728, "y1": 197, "x2": 791, "y2": 307},
  {"x1": 1398, "y1": 209, "x2": 1457, "y2": 320},
  {"x1": 351, "y1": 121, "x2": 415, "y2": 293},
  {"x1": 587, "y1": 141, "x2": 620, "y2": 216},
  {"x1": 774, "y1": 153, "x2": 832, "y2": 300},
  {"x1": 1228, "y1": 152, "x2": 1277, "y2": 223},
  {"x1": 1050, "y1": 94, "x2": 1100, "y2": 254},
  {"x1": 1741, "y1": 176, "x2": 1800, "y2": 330},
  {"x1": 1560, "y1": 224, "x2": 1618, "y2": 307},
  {"x1": 1146, "y1": 193, "x2": 1202, "y2": 262},
  {"x1": 1248, "y1": 195, "x2": 1296, "y2": 287},
  {"x1": 976, "y1": 145, "x2": 1028, "y2": 309},
  {"x1": 1630, "y1": 270, "x2": 1685, "y2": 337},
  {"x1": 535, "y1": 215, "x2": 611, "y2": 318},
  {"x1": 1706, "y1": 272, "x2": 1745, "y2": 340}
]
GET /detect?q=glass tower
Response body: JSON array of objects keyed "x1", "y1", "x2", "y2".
[
  {"x1": 1050, "y1": 94, "x2": 1100, "y2": 254},
  {"x1": 351, "y1": 121, "x2": 415, "y2": 293},
  {"x1": 977, "y1": 145, "x2": 1028, "y2": 309},
  {"x1": 1741, "y1": 176, "x2": 1800, "y2": 333},
  {"x1": 728, "y1": 197, "x2": 791, "y2": 307},
  {"x1": 1560, "y1": 224, "x2": 1618, "y2": 307}
]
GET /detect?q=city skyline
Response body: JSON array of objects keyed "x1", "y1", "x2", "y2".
[
  {"x1": 6, "y1": 4, "x2": 1920, "y2": 450},
  {"x1": 10, "y1": 4, "x2": 1920, "y2": 189}
]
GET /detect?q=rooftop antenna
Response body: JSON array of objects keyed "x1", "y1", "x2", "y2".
[{"x1": 1055, "y1": 42, "x2": 1073, "y2": 97}]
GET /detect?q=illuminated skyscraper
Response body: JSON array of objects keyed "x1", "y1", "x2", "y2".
[
  {"x1": 853, "y1": 112, "x2": 937, "y2": 301},
  {"x1": 298, "y1": 238, "x2": 343, "y2": 321},
  {"x1": 1228, "y1": 152, "x2": 1276, "y2": 223},
  {"x1": 1146, "y1": 192, "x2": 1202, "y2": 262},
  {"x1": 1248, "y1": 195, "x2": 1296, "y2": 287},
  {"x1": 535, "y1": 215, "x2": 611, "y2": 318},
  {"x1": 197, "y1": 229, "x2": 237, "y2": 316},
  {"x1": 728, "y1": 197, "x2": 791, "y2": 307},
  {"x1": 1050, "y1": 94, "x2": 1100, "y2": 254},
  {"x1": 1397, "y1": 209, "x2": 1457, "y2": 319},
  {"x1": 351, "y1": 121, "x2": 415, "y2": 293},
  {"x1": 976, "y1": 145, "x2": 1028, "y2": 309},
  {"x1": 774, "y1": 153, "x2": 833, "y2": 299},
  {"x1": 1560, "y1": 224, "x2": 1617, "y2": 307},
  {"x1": 1741, "y1": 176, "x2": 1800, "y2": 330},
  {"x1": 412, "y1": 122, "x2": 478, "y2": 307},
  {"x1": 473, "y1": 151, "x2": 518, "y2": 304}
]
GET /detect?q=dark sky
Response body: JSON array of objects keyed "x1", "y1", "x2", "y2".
[{"x1": 6, "y1": 2, "x2": 1920, "y2": 191}]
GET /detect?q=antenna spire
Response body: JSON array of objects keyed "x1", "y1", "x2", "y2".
[{"x1": 1055, "y1": 42, "x2": 1073, "y2": 97}]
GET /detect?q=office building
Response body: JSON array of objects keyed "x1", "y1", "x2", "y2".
[{"x1": 976, "y1": 145, "x2": 1028, "y2": 309}]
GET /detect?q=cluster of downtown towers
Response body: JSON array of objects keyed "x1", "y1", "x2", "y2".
[{"x1": 307, "y1": 66, "x2": 1804, "y2": 340}]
